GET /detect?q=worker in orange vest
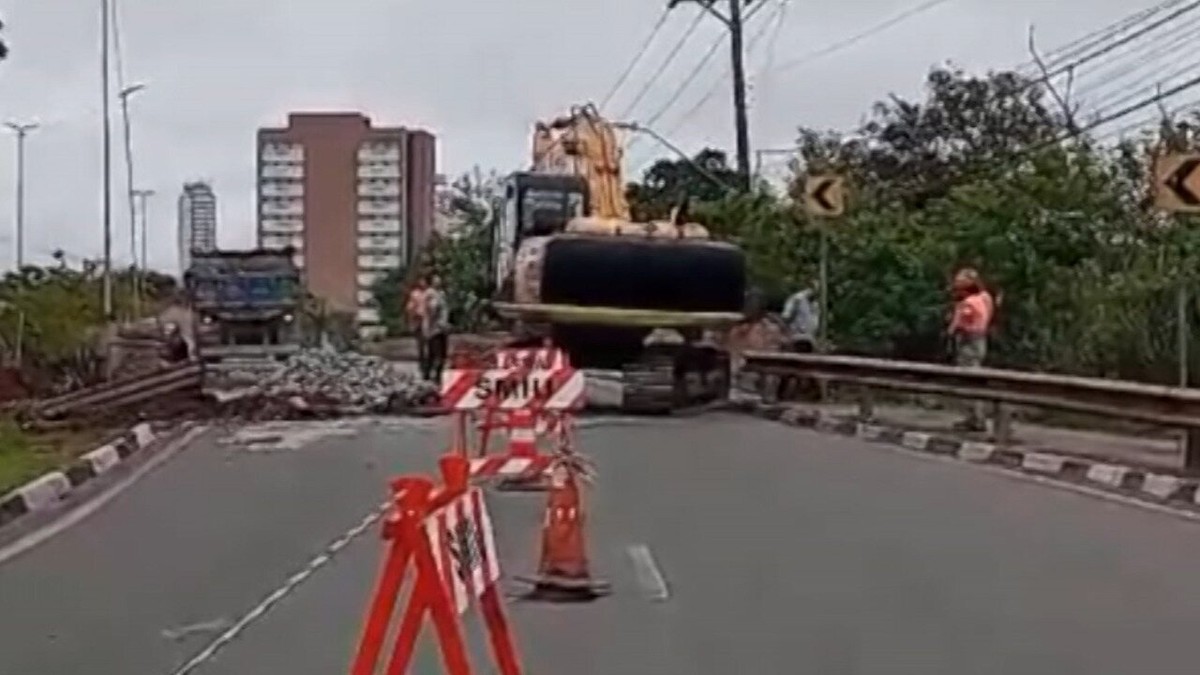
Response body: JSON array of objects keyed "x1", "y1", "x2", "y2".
[{"x1": 948, "y1": 267, "x2": 995, "y2": 431}]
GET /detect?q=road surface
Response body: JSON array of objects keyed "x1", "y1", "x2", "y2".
[{"x1": 4, "y1": 413, "x2": 1200, "y2": 673}]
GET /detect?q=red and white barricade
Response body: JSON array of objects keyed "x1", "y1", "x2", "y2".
[
  {"x1": 350, "y1": 455, "x2": 523, "y2": 675},
  {"x1": 440, "y1": 347, "x2": 585, "y2": 486}
]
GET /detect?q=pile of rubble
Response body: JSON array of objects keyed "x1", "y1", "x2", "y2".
[{"x1": 252, "y1": 349, "x2": 439, "y2": 415}]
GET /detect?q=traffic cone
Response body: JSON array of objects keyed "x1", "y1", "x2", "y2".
[
  {"x1": 496, "y1": 408, "x2": 550, "y2": 492},
  {"x1": 514, "y1": 460, "x2": 611, "y2": 601}
]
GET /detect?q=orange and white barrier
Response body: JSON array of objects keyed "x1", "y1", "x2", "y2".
[
  {"x1": 350, "y1": 455, "x2": 523, "y2": 675},
  {"x1": 439, "y1": 347, "x2": 585, "y2": 489}
]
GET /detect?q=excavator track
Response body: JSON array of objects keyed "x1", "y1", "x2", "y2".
[
  {"x1": 497, "y1": 332, "x2": 731, "y2": 415},
  {"x1": 620, "y1": 344, "x2": 731, "y2": 415}
]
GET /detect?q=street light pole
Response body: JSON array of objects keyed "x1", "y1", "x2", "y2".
[
  {"x1": 118, "y1": 83, "x2": 146, "y2": 315},
  {"x1": 3, "y1": 121, "x2": 37, "y2": 269},
  {"x1": 132, "y1": 187, "x2": 154, "y2": 274},
  {"x1": 100, "y1": 0, "x2": 114, "y2": 318}
]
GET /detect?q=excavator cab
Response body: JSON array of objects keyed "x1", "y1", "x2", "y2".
[{"x1": 492, "y1": 171, "x2": 589, "y2": 293}]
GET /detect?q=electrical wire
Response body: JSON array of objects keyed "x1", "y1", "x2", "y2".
[
  {"x1": 1031, "y1": 0, "x2": 1189, "y2": 72},
  {"x1": 599, "y1": 7, "x2": 672, "y2": 111},
  {"x1": 618, "y1": 8, "x2": 709, "y2": 120},
  {"x1": 773, "y1": 0, "x2": 955, "y2": 73}
]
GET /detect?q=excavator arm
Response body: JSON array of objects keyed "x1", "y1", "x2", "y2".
[{"x1": 531, "y1": 104, "x2": 631, "y2": 221}]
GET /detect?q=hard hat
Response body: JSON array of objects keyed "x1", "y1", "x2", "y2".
[{"x1": 953, "y1": 267, "x2": 980, "y2": 289}]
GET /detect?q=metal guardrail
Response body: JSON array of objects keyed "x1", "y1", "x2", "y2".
[
  {"x1": 741, "y1": 351, "x2": 1200, "y2": 469},
  {"x1": 32, "y1": 361, "x2": 203, "y2": 419}
]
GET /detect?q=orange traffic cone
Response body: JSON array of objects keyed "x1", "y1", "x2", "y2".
[
  {"x1": 496, "y1": 408, "x2": 550, "y2": 492},
  {"x1": 514, "y1": 460, "x2": 611, "y2": 601}
]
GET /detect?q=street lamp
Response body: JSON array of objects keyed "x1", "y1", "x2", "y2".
[
  {"x1": 132, "y1": 187, "x2": 154, "y2": 278},
  {"x1": 118, "y1": 82, "x2": 146, "y2": 315},
  {"x1": 100, "y1": 0, "x2": 114, "y2": 318},
  {"x1": 4, "y1": 121, "x2": 38, "y2": 269}
]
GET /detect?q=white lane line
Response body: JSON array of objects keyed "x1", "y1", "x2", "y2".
[
  {"x1": 167, "y1": 500, "x2": 390, "y2": 675},
  {"x1": 626, "y1": 544, "x2": 670, "y2": 601},
  {"x1": 161, "y1": 618, "x2": 232, "y2": 642}
]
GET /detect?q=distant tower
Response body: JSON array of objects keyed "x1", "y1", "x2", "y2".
[{"x1": 177, "y1": 181, "x2": 217, "y2": 272}]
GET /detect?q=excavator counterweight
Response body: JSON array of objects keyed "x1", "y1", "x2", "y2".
[{"x1": 490, "y1": 104, "x2": 748, "y2": 412}]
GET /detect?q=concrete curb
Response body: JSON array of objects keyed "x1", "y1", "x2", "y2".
[
  {"x1": 733, "y1": 399, "x2": 1200, "y2": 510},
  {"x1": 0, "y1": 421, "x2": 183, "y2": 529}
]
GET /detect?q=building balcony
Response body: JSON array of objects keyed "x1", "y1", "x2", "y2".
[
  {"x1": 357, "y1": 163, "x2": 401, "y2": 179},
  {"x1": 260, "y1": 181, "x2": 303, "y2": 197},
  {"x1": 356, "y1": 307, "x2": 381, "y2": 324},
  {"x1": 260, "y1": 218, "x2": 303, "y2": 234},
  {"x1": 358, "y1": 200, "x2": 401, "y2": 216},
  {"x1": 261, "y1": 143, "x2": 304, "y2": 162},
  {"x1": 358, "y1": 217, "x2": 401, "y2": 234},
  {"x1": 357, "y1": 272, "x2": 385, "y2": 288},
  {"x1": 261, "y1": 163, "x2": 303, "y2": 179},
  {"x1": 357, "y1": 143, "x2": 401, "y2": 161},
  {"x1": 261, "y1": 234, "x2": 303, "y2": 250},
  {"x1": 357, "y1": 289, "x2": 377, "y2": 305},
  {"x1": 358, "y1": 254, "x2": 401, "y2": 270},
  {"x1": 357, "y1": 181, "x2": 401, "y2": 197},
  {"x1": 357, "y1": 235, "x2": 402, "y2": 252},
  {"x1": 261, "y1": 201, "x2": 304, "y2": 217}
]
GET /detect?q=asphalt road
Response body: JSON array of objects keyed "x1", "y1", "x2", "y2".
[{"x1": 6, "y1": 414, "x2": 1200, "y2": 673}]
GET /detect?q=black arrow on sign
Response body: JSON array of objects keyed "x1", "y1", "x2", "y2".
[
  {"x1": 811, "y1": 179, "x2": 837, "y2": 212},
  {"x1": 1165, "y1": 158, "x2": 1200, "y2": 206}
]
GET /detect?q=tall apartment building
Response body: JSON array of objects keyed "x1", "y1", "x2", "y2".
[
  {"x1": 256, "y1": 112, "x2": 436, "y2": 338},
  {"x1": 177, "y1": 181, "x2": 218, "y2": 272}
]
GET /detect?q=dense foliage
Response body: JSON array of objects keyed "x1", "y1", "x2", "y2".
[
  {"x1": 0, "y1": 263, "x2": 177, "y2": 389},
  {"x1": 628, "y1": 66, "x2": 1200, "y2": 384}
]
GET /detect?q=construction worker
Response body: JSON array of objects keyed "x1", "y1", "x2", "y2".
[
  {"x1": 422, "y1": 274, "x2": 451, "y2": 382},
  {"x1": 407, "y1": 277, "x2": 428, "y2": 377},
  {"x1": 948, "y1": 267, "x2": 995, "y2": 431},
  {"x1": 778, "y1": 279, "x2": 821, "y2": 399}
]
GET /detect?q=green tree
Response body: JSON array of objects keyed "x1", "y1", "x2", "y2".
[
  {"x1": 368, "y1": 266, "x2": 408, "y2": 336},
  {"x1": 627, "y1": 148, "x2": 740, "y2": 220}
]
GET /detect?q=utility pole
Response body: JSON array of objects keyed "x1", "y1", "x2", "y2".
[
  {"x1": 100, "y1": 0, "x2": 114, "y2": 319},
  {"x1": 132, "y1": 187, "x2": 153, "y2": 271},
  {"x1": 119, "y1": 83, "x2": 146, "y2": 315},
  {"x1": 668, "y1": 0, "x2": 755, "y2": 191},
  {"x1": 4, "y1": 121, "x2": 37, "y2": 269}
]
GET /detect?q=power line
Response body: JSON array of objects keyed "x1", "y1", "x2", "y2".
[
  {"x1": 599, "y1": 8, "x2": 672, "y2": 111},
  {"x1": 618, "y1": 8, "x2": 708, "y2": 120},
  {"x1": 1027, "y1": 0, "x2": 1200, "y2": 93},
  {"x1": 1032, "y1": 0, "x2": 1189, "y2": 72},
  {"x1": 773, "y1": 0, "x2": 956, "y2": 73},
  {"x1": 1069, "y1": 15, "x2": 1200, "y2": 105},
  {"x1": 647, "y1": 0, "x2": 790, "y2": 139}
]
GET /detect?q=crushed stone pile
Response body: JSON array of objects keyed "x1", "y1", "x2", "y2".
[{"x1": 259, "y1": 348, "x2": 439, "y2": 413}]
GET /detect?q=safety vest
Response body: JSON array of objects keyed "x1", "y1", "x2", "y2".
[{"x1": 951, "y1": 291, "x2": 994, "y2": 336}]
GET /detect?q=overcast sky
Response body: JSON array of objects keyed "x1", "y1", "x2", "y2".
[{"x1": 0, "y1": 0, "x2": 1178, "y2": 273}]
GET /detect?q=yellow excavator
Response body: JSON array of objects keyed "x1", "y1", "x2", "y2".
[{"x1": 489, "y1": 103, "x2": 748, "y2": 412}]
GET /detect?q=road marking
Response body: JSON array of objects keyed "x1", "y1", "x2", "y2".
[
  {"x1": 0, "y1": 425, "x2": 208, "y2": 567},
  {"x1": 852, "y1": 432, "x2": 1200, "y2": 525},
  {"x1": 161, "y1": 618, "x2": 232, "y2": 642},
  {"x1": 167, "y1": 502, "x2": 389, "y2": 675},
  {"x1": 626, "y1": 544, "x2": 670, "y2": 601}
]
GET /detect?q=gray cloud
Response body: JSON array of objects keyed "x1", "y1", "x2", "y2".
[{"x1": 0, "y1": 0, "x2": 1164, "y2": 273}]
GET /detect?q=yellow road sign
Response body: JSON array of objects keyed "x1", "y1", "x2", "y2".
[
  {"x1": 803, "y1": 174, "x2": 845, "y2": 217},
  {"x1": 1154, "y1": 153, "x2": 1200, "y2": 213}
]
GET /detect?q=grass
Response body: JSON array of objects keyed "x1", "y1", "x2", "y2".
[{"x1": 0, "y1": 420, "x2": 116, "y2": 496}]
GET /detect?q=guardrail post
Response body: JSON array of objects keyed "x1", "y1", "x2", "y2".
[
  {"x1": 989, "y1": 401, "x2": 1012, "y2": 446},
  {"x1": 1184, "y1": 429, "x2": 1200, "y2": 471},
  {"x1": 855, "y1": 386, "x2": 874, "y2": 421}
]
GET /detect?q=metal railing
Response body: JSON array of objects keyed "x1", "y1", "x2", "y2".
[
  {"x1": 741, "y1": 351, "x2": 1200, "y2": 469},
  {"x1": 32, "y1": 361, "x2": 203, "y2": 419}
]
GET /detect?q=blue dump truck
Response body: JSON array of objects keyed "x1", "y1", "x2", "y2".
[{"x1": 183, "y1": 248, "x2": 302, "y2": 365}]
